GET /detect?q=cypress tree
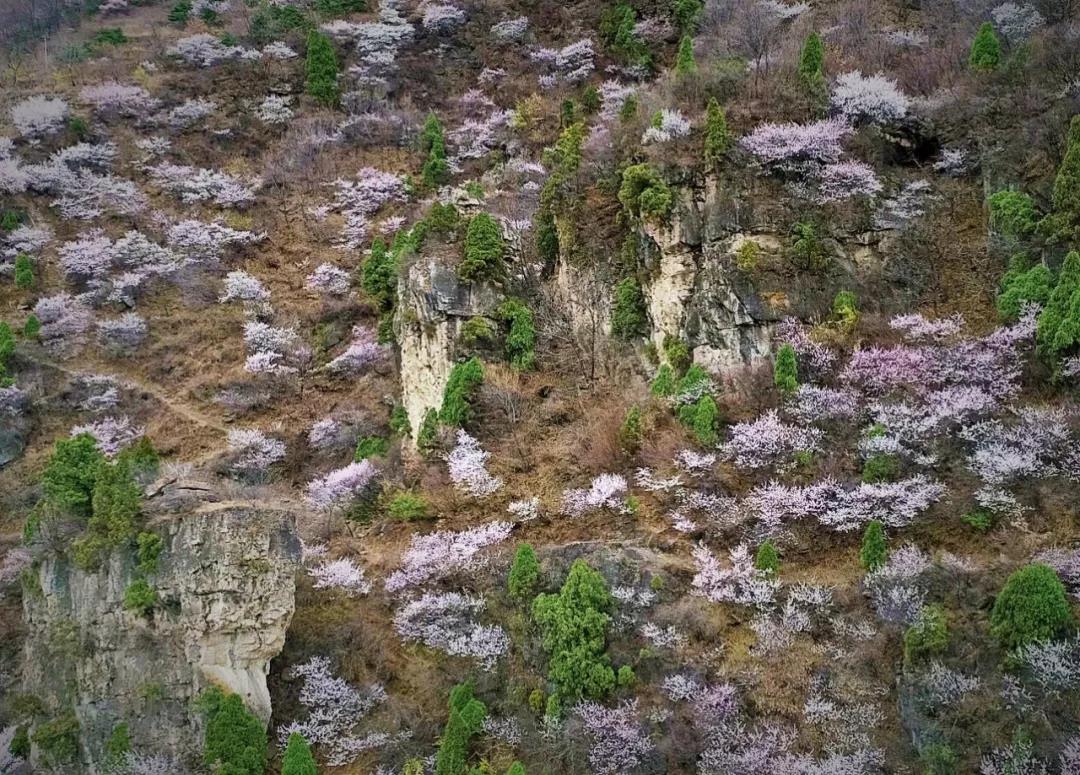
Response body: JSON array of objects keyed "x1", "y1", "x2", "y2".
[
  {"x1": 773, "y1": 343, "x2": 798, "y2": 395},
  {"x1": 675, "y1": 35, "x2": 696, "y2": 76},
  {"x1": 1051, "y1": 115, "x2": 1080, "y2": 223},
  {"x1": 421, "y1": 113, "x2": 450, "y2": 188},
  {"x1": 990, "y1": 564, "x2": 1073, "y2": 648},
  {"x1": 1037, "y1": 251, "x2": 1080, "y2": 359},
  {"x1": 755, "y1": 541, "x2": 780, "y2": 576},
  {"x1": 282, "y1": 732, "x2": 318, "y2": 775},
  {"x1": 459, "y1": 214, "x2": 506, "y2": 282},
  {"x1": 42, "y1": 434, "x2": 105, "y2": 518},
  {"x1": 860, "y1": 520, "x2": 887, "y2": 571},
  {"x1": 23, "y1": 313, "x2": 40, "y2": 340},
  {"x1": 362, "y1": 238, "x2": 397, "y2": 310},
  {"x1": 0, "y1": 322, "x2": 14, "y2": 376},
  {"x1": 200, "y1": 690, "x2": 266, "y2": 775},
  {"x1": 798, "y1": 32, "x2": 824, "y2": 83},
  {"x1": 703, "y1": 98, "x2": 731, "y2": 168},
  {"x1": 508, "y1": 543, "x2": 541, "y2": 602},
  {"x1": 305, "y1": 31, "x2": 339, "y2": 106},
  {"x1": 14, "y1": 253, "x2": 33, "y2": 289},
  {"x1": 969, "y1": 22, "x2": 1001, "y2": 72},
  {"x1": 610, "y1": 277, "x2": 647, "y2": 340},
  {"x1": 440, "y1": 357, "x2": 484, "y2": 427}
]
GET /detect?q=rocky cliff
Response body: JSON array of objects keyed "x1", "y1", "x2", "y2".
[{"x1": 19, "y1": 480, "x2": 301, "y2": 772}]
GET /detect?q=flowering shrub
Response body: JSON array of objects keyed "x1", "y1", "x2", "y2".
[
  {"x1": 817, "y1": 161, "x2": 882, "y2": 202},
  {"x1": 692, "y1": 543, "x2": 778, "y2": 607},
  {"x1": 59, "y1": 230, "x2": 114, "y2": 283},
  {"x1": 723, "y1": 409, "x2": 823, "y2": 470},
  {"x1": 447, "y1": 430, "x2": 503, "y2": 497},
  {"x1": 507, "y1": 497, "x2": 540, "y2": 521},
  {"x1": 328, "y1": 168, "x2": 406, "y2": 248},
  {"x1": 220, "y1": 271, "x2": 270, "y2": 308},
  {"x1": 740, "y1": 119, "x2": 852, "y2": 170},
  {"x1": 775, "y1": 318, "x2": 837, "y2": 379},
  {"x1": 831, "y1": 71, "x2": 910, "y2": 125},
  {"x1": 491, "y1": 16, "x2": 527, "y2": 40},
  {"x1": 889, "y1": 313, "x2": 965, "y2": 342},
  {"x1": 306, "y1": 459, "x2": 378, "y2": 510},
  {"x1": 255, "y1": 95, "x2": 293, "y2": 125},
  {"x1": 393, "y1": 590, "x2": 509, "y2": 669},
  {"x1": 70, "y1": 415, "x2": 144, "y2": 456},
  {"x1": 326, "y1": 326, "x2": 385, "y2": 375},
  {"x1": 162, "y1": 97, "x2": 216, "y2": 129},
  {"x1": 79, "y1": 82, "x2": 159, "y2": 116},
  {"x1": 385, "y1": 521, "x2": 513, "y2": 592},
  {"x1": 789, "y1": 385, "x2": 862, "y2": 423},
  {"x1": 562, "y1": 473, "x2": 629, "y2": 516},
  {"x1": 306, "y1": 263, "x2": 351, "y2": 295},
  {"x1": 573, "y1": 700, "x2": 654, "y2": 775},
  {"x1": 11, "y1": 95, "x2": 69, "y2": 137},
  {"x1": 278, "y1": 656, "x2": 388, "y2": 767},
  {"x1": 310, "y1": 558, "x2": 372, "y2": 596},
  {"x1": 226, "y1": 428, "x2": 286, "y2": 476},
  {"x1": 421, "y1": 3, "x2": 465, "y2": 31},
  {"x1": 34, "y1": 293, "x2": 95, "y2": 352},
  {"x1": 991, "y1": 2, "x2": 1044, "y2": 43},
  {"x1": 642, "y1": 109, "x2": 691, "y2": 144},
  {"x1": 97, "y1": 313, "x2": 148, "y2": 355},
  {"x1": 168, "y1": 33, "x2": 259, "y2": 66},
  {"x1": 167, "y1": 219, "x2": 262, "y2": 262},
  {"x1": 148, "y1": 163, "x2": 258, "y2": 208}
]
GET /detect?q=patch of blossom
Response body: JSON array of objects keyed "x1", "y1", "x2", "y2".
[
  {"x1": 831, "y1": 71, "x2": 910, "y2": 125},
  {"x1": 490, "y1": 16, "x2": 527, "y2": 40},
  {"x1": 326, "y1": 326, "x2": 385, "y2": 376},
  {"x1": 642, "y1": 109, "x2": 691, "y2": 144},
  {"x1": 421, "y1": 2, "x2": 465, "y2": 32},
  {"x1": 507, "y1": 497, "x2": 540, "y2": 521},
  {"x1": 775, "y1": 318, "x2": 836, "y2": 379},
  {"x1": 634, "y1": 468, "x2": 683, "y2": 493},
  {"x1": 71, "y1": 416, "x2": 143, "y2": 457},
  {"x1": 674, "y1": 449, "x2": 717, "y2": 476},
  {"x1": 307, "y1": 417, "x2": 352, "y2": 452},
  {"x1": 889, "y1": 312, "x2": 964, "y2": 342},
  {"x1": 447, "y1": 430, "x2": 503, "y2": 497},
  {"x1": 244, "y1": 321, "x2": 309, "y2": 376},
  {"x1": 306, "y1": 460, "x2": 378, "y2": 510},
  {"x1": 227, "y1": 428, "x2": 286, "y2": 476},
  {"x1": 0, "y1": 547, "x2": 33, "y2": 586},
  {"x1": 310, "y1": 558, "x2": 372, "y2": 596},
  {"x1": 161, "y1": 98, "x2": 216, "y2": 129},
  {"x1": 135, "y1": 136, "x2": 172, "y2": 158},
  {"x1": 167, "y1": 219, "x2": 262, "y2": 263},
  {"x1": 917, "y1": 661, "x2": 981, "y2": 706},
  {"x1": 758, "y1": 0, "x2": 811, "y2": 19},
  {"x1": 562, "y1": 473, "x2": 629, "y2": 516},
  {"x1": 305, "y1": 263, "x2": 351, "y2": 295},
  {"x1": 255, "y1": 95, "x2": 293, "y2": 125},
  {"x1": 341, "y1": 0, "x2": 414, "y2": 75},
  {"x1": 1060, "y1": 738, "x2": 1080, "y2": 773},
  {"x1": 1036, "y1": 547, "x2": 1080, "y2": 598},
  {"x1": 611, "y1": 585, "x2": 656, "y2": 611},
  {"x1": 167, "y1": 33, "x2": 260, "y2": 67},
  {"x1": 392, "y1": 591, "x2": 509, "y2": 669},
  {"x1": 883, "y1": 28, "x2": 928, "y2": 47},
  {"x1": 25, "y1": 152, "x2": 146, "y2": 220},
  {"x1": 803, "y1": 676, "x2": 883, "y2": 751},
  {"x1": 3, "y1": 225, "x2": 52, "y2": 258},
  {"x1": 300, "y1": 540, "x2": 328, "y2": 563},
  {"x1": 816, "y1": 161, "x2": 882, "y2": 202},
  {"x1": 864, "y1": 544, "x2": 931, "y2": 623},
  {"x1": 723, "y1": 409, "x2": 822, "y2": 470},
  {"x1": 98, "y1": 313, "x2": 148, "y2": 355},
  {"x1": 934, "y1": 148, "x2": 970, "y2": 177},
  {"x1": 874, "y1": 179, "x2": 937, "y2": 229},
  {"x1": 573, "y1": 699, "x2": 654, "y2": 775},
  {"x1": 278, "y1": 656, "x2": 388, "y2": 767},
  {"x1": 979, "y1": 734, "x2": 1047, "y2": 775},
  {"x1": 531, "y1": 39, "x2": 595, "y2": 83},
  {"x1": 481, "y1": 717, "x2": 522, "y2": 746},
  {"x1": 34, "y1": 293, "x2": 95, "y2": 352},
  {"x1": 385, "y1": 521, "x2": 513, "y2": 592},
  {"x1": 0, "y1": 156, "x2": 28, "y2": 195},
  {"x1": 327, "y1": 168, "x2": 406, "y2": 249},
  {"x1": 11, "y1": 95, "x2": 69, "y2": 138},
  {"x1": 740, "y1": 118, "x2": 852, "y2": 172},
  {"x1": 991, "y1": 3, "x2": 1044, "y2": 43},
  {"x1": 599, "y1": 80, "x2": 635, "y2": 120},
  {"x1": 220, "y1": 271, "x2": 270, "y2": 310},
  {"x1": 663, "y1": 673, "x2": 703, "y2": 702},
  {"x1": 641, "y1": 622, "x2": 687, "y2": 649},
  {"x1": 0, "y1": 385, "x2": 30, "y2": 418},
  {"x1": 79, "y1": 82, "x2": 160, "y2": 116},
  {"x1": 692, "y1": 543, "x2": 777, "y2": 608},
  {"x1": 788, "y1": 385, "x2": 862, "y2": 423},
  {"x1": 73, "y1": 375, "x2": 120, "y2": 412},
  {"x1": 447, "y1": 108, "x2": 513, "y2": 162},
  {"x1": 262, "y1": 41, "x2": 297, "y2": 59},
  {"x1": 1013, "y1": 636, "x2": 1080, "y2": 692},
  {"x1": 148, "y1": 163, "x2": 259, "y2": 207},
  {"x1": 751, "y1": 585, "x2": 831, "y2": 656}
]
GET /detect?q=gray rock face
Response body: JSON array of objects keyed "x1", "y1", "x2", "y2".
[{"x1": 20, "y1": 484, "x2": 301, "y2": 772}]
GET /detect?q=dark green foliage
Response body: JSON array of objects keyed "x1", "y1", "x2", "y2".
[
  {"x1": 679, "y1": 394, "x2": 718, "y2": 445},
  {"x1": 1052, "y1": 115, "x2": 1080, "y2": 229},
  {"x1": 532, "y1": 560, "x2": 615, "y2": 700},
  {"x1": 435, "y1": 683, "x2": 487, "y2": 775},
  {"x1": 969, "y1": 22, "x2": 1001, "y2": 71},
  {"x1": 0, "y1": 322, "x2": 14, "y2": 376},
  {"x1": 361, "y1": 238, "x2": 397, "y2": 310},
  {"x1": 92, "y1": 27, "x2": 127, "y2": 45},
  {"x1": 962, "y1": 509, "x2": 995, "y2": 532},
  {"x1": 427, "y1": 201, "x2": 462, "y2": 235},
  {"x1": 123, "y1": 579, "x2": 157, "y2": 616},
  {"x1": 355, "y1": 435, "x2": 389, "y2": 461},
  {"x1": 14, "y1": 253, "x2": 33, "y2": 289},
  {"x1": 305, "y1": 31, "x2": 339, "y2": 107},
  {"x1": 106, "y1": 723, "x2": 130, "y2": 762},
  {"x1": 460, "y1": 317, "x2": 496, "y2": 347},
  {"x1": 755, "y1": 541, "x2": 779, "y2": 576},
  {"x1": 703, "y1": 98, "x2": 731, "y2": 168},
  {"x1": 496, "y1": 299, "x2": 537, "y2": 370},
  {"x1": 9, "y1": 726, "x2": 30, "y2": 759},
  {"x1": 903, "y1": 605, "x2": 949, "y2": 665},
  {"x1": 989, "y1": 190, "x2": 1038, "y2": 238},
  {"x1": 921, "y1": 743, "x2": 959, "y2": 774},
  {"x1": 1037, "y1": 251, "x2": 1080, "y2": 359},
  {"x1": 997, "y1": 255, "x2": 1051, "y2": 320},
  {"x1": 616, "y1": 665, "x2": 636, "y2": 688},
  {"x1": 199, "y1": 688, "x2": 267, "y2": 775},
  {"x1": 387, "y1": 491, "x2": 429, "y2": 521},
  {"x1": 508, "y1": 543, "x2": 540, "y2": 602},
  {"x1": 282, "y1": 732, "x2": 318, "y2": 775},
  {"x1": 417, "y1": 408, "x2": 439, "y2": 451},
  {"x1": 117, "y1": 436, "x2": 160, "y2": 482},
  {"x1": 619, "y1": 94, "x2": 639, "y2": 123},
  {"x1": 31, "y1": 713, "x2": 80, "y2": 766},
  {"x1": 663, "y1": 336, "x2": 691, "y2": 373},
  {"x1": 536, "y1": 208, "x2": 559, "y2": 264},
  {"x1": 136, "y1": 531, "x2": 164, "y2": 574},
  {"x1": 314, "y1": 0, "x2": 365, "y2": 14},
  {"x1": 610, "y1": 277, "x2": 648, "y2": 340},
  {"x1": 68, "y1": 116, "x2": 89, "y2": 141},
  {"x1": 798, "y1": 32, "x2": 825, "y2": 94},
  {"x1": 676, "y1": 35, "x2": 696, "y2": 75},
  {"x1": 42, "y1": 434, "x2": 105, "y2": 518},
  {"x1": 23, "y1": 314, "x2": 40, "y2": 340},
  {"x1": 774, "y1": 344, "x2": 798, "y2": 395},
  {"x1": 389, "y1": 404, "x2": 411, "y2": 436},
  {"x1": 672, "y1": 0, "x2": 702, "y2": 32},
  {"x1": 0, "y1": 211, "x2": 20, "y2": 232},
  {"x1": 505, "y1": 763, "x2": 526, "y2": 775},
  {"x1": 249, "y1": 3, "x2": 312, "y2": 42},
  {"x1": 860, "y1": 520, "x2": 887, "y2": 571},
  {"x1": 990, "y1": 563, "x2": 1074, "y2": 649},
  {"x1": 599, "y1": 3, "x2": 651, "y2": 68},
  {"x1": 544, "y1": 694, "x2": 561, "y2": 721},
  {"x1": 440, "y1": 357, "x2": 484, "y2": 427},
  {"x1": 790, "y1": 221, "x2": 826, "y2": 270},
  {"x1": 460, "y1": 214, "x2": 506, "y2": 282},
  {"x1": 618, "y1": 164, "x2": 673, "y2": 220},
  {"x1": 560, "y1": 99, "x2": 576, "y2": 127},
  {"x1": 618, "y1": 406, "x2": 644, "y2": 454},
  {"x1": 862, "y1": 453, "x2": 899, "y2": 483},
  {"x1": 421, "y1": 113, "x2": 450, "y2": 188},
  {"x1": 168, "y1": 0, "x2": 191, "y2": 23},
  {"x1": 674, "y1": 363, "x2": 710, "y2": 396},
  {"x1": 581, "y1": 85, "x2": 600, "y2": 113},
  {"x1": 72, "y1": 459, "x2": 141, "y2": 570},
  {"x1": 650, "y1": 364, "x2": 675, "y2": 397}
]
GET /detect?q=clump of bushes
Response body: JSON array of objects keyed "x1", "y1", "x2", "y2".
[
  {"x1": 197, "y1": 688, "x2": 266, "y2": 775},
  {"x1": 508, "y1": 543, "x2": 540, "y2": 602},
  {"x1": 990, "y1": 563, "x2": 1073, "y2": 649},
  {"x1": 903, "y1": 605, "x2": 949, "y2": 665},
  {"x1": 459, "y1": 213, "x2": 506, "y2": 283},
  {"x1": 610, "y1": 277, "x2": 648, "y2": 340},
  {"x1": 305, "y1": 31, "x2": 339, "y2": 107},
  {"x1": 496, "y1": 299, "x2": 536, "y2": 370},
  {"x1": 387, "y1": 491, "x2": 430, "y2": 521},
  {"x1": 618, "y1": 164, "x2": 673, "y2": 221},
  {"x1": 440, "y1": 357, "x2": 484, "y2": 427},
  {"x1": 435, "y1": 683, "x2": 486, "y2": 775}
]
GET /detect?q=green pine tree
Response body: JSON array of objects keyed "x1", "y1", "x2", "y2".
[
  {"x1": 23, "y1": 313, "x2": 40, "y2": 340},
  {"x1": 282, "y1": 732, "x2": 318, "y2": 775},
  {"x1": 305, "y1": 31, "x2": 340, "y2": 107},
  {"x1": 1037, "y1": 251, "x2": 1080, "y2": 359},
  {"x1": 508, "y1": 543, "x2": 541, "y2": 602},
  {"x1": 860, "y1": 520, "x2": 887, "y2": 571},
  {"x1": 361, "y1": 238, "x2": 397, "y2": 310},
  {"x1": 199, "y1": 689, "x2": 266, "y2": 775},
  {"x1": 610, "y1": 277, "x2": 648, "y2": 340},
  {"x1": 421, "y1": 113, "x2": 450, "y2": 188},
  {"x1": 459, "y1": 214, "x2": 506, "y2": 282},
  {"x1": 1051, "y1": 115, "x2": 1080, "y2": 225},
  {"x1": 969, "y1": 22, "x2": 1001, "y2": 71},
  {"x1": 13, "y1": 253, "x2": 33, "y2": 289},
  {"x1": 675, "y1": 35, "x2": 696, "y2": 76},
  {"x1": 42, "y1": 434, "x2": 105, "y2": 518},
  {"x1": 773, "y1": 343, "x2": 798, "y2": 395},
  {"x1": 798, "y1": 32, "x2": 824, "y2": 82},
  {"x1": 0, "y1": 322, "x2": 14, "y2": 377},
  {"x1": 703, "y1": 98, "x2": 731, "y2": 168},
  {"x1": 755, "y1": 541, "x2": 780, "y2": 576},
  {"x1": 440, "y1": 357, "x2": 484, "y2": 427}
]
